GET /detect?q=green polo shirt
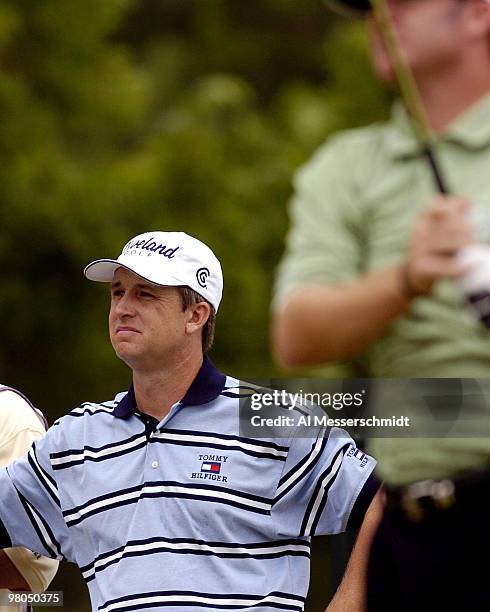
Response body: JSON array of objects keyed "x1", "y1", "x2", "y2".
[{"x1": 274, "y1": 93, "x2": 490, "y2": 484}]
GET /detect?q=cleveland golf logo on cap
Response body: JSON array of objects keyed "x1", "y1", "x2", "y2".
[
  {"x1": 84, "y1": 230, "x2": 224, "y2": 311},
  {"x1": 123, "y1": 236, "x2": 180, "y2": 259}
]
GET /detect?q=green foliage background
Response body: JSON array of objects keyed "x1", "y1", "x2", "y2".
[{"x1": 0, "y1": 1, "x2": 392, "y2": 609}]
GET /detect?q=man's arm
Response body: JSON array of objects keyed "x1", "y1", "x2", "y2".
[
  {"x1": 273, "y1": 266, "x2": 409, "y2": 366},
  {"x1": 273, "y1": 196, "x2": 473, "y2": 367},
  {"x1": 0, "y1": 439, "x2": 72, "y2": 564},
  {"x1": 325, "y1": 491, "x2": 384, "y2": 612}
]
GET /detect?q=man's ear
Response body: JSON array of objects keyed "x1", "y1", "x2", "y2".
[
  {"x1": 185, "y1": 302, "x2": 211, "y2": 336},
  {"x1": 464, "y1": 0, "x2": 490, "y2": 40}
]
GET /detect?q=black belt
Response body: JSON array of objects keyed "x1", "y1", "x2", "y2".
[{"x1": 385, "y1": 467, "x2": 490, "y2": 522}]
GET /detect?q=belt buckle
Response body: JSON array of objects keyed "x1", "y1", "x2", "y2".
[{"x1": 401, "y1": 479, "x2": 456, "y2": 522}]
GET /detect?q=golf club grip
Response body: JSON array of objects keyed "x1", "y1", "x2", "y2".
[{"x1": 423, "y1": 147, "x2": 449, "y2": 195}]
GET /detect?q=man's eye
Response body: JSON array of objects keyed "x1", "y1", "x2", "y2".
[
  {"x1": 112, "y1": 290, "x2": 124, "y2": 298},
  {"x1": 140, "y1": 291, "x2": 154, "y2": 298}
]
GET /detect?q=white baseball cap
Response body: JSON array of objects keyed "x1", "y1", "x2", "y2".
[{"x1": 84, "y1": 231, "x2": 223, "y2": 311}]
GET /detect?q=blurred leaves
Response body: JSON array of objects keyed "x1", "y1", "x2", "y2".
[
  {"x1": 0, "y1": 0, "x2": 393, "y2": 415},
  {"x1": 0, "y1": 4, "x2": 394, "y2": 609}
]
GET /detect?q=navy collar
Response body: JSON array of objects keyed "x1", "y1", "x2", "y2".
[{"x1": 113, "y1": 356, "x2": 227, "y2": 419}]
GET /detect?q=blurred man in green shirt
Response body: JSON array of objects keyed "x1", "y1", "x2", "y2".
[{"x1": 272, "y1": 0, "x2": 490, "y2": 608}]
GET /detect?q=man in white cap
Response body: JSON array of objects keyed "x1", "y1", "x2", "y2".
[
  {"x1": 0, "y1": 386, "x2": 58, "y2": 612},
  {"x1": 0, "y1": 231, "x2": 379, "y2": 611}
]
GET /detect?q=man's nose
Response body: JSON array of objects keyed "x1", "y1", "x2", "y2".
[{"x1": 113, "y1": 293, "x2": 136, "y2": 317}]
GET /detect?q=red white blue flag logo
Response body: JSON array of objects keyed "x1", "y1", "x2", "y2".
[
  {"x1": 201, "y1": 461, "x2": 221, "y2": 474},
  {"x1": 353, "y1": 449, "x2": 366, "y2": 461}
]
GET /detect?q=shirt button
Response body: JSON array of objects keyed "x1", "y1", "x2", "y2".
[{"x1": 151, "y1": 461, "x2": 159, "y2": 469}]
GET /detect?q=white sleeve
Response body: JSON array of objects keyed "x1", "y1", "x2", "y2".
[
  {"x1": 0, "y1": 389, "x2": 63, "y2": 580},
  {"x1": 3, "y1": 547, "x2": 59, "y2": 591}
]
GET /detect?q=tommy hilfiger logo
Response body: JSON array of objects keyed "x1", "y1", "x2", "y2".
[
  {"x1": 191, "y1": 454, "x2": 228, "y2": 482},
  {"x1": 346, "y1": 446, "x2": 369, "y2": 468},
  {"x1": 201, "y1": 461, "x2": 221, "y2": 474}
]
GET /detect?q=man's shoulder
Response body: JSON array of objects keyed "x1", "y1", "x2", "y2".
[
  {"x1": 219, "y1": 376, "x2": 261, "y2": 399},
  {"x1": 326, "y1": 121, "x2": 391, "y2": 150},
  {"x1": 218, "y1": 377, "x2": 328, "y2": 443},
  {"x1": 296, "y1": 120, "x2": 394, "y2": 186},
  {"x1": 53, "y1": 392, "x2": 126, "y2": 428},
  {"x1": 40, "y1": 392, "x2": 128, "y2": 453}
]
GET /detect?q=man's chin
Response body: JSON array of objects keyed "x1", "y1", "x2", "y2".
[
  {"x1": 112, "y1": 343, "x2": 141, "y2": 366},
  {"x1": 115, "y1": 353, "x2": 142, "y2": 372}
]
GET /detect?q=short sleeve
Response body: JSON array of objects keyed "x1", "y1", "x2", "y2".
[
  {"x1": 271, "y1": 424, "x2": 377, "y2": 537},
  {"x1": 272, "y1": 135, "x2": 366, "y2": 309},
  {"x1": 0, "y1": 430, "x2": 74, "y2": 562}
]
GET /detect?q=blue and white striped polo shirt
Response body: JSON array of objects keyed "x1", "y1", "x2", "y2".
[{"x1": 0, "y1": 358, "x2": 377, "y2": 612}]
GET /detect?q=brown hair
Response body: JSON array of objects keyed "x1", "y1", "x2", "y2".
[{"x1": 177, "y1": 287, "x2": 216, "y2": 353}]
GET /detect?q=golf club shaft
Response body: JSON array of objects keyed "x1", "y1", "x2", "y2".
[{"x1": 370, "y1": 0, "x2": 449, "y2": 194}]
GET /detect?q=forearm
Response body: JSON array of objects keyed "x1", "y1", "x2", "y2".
[
  {"x1": 325, "y1": 491, "x2": 384, "y2": 612},
  {"x1": 0, "y1": 549, "x2": 30, "y2": 590},
  {"x1": 272, "y1": 265, "x2": 409, "y2": 367}
]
